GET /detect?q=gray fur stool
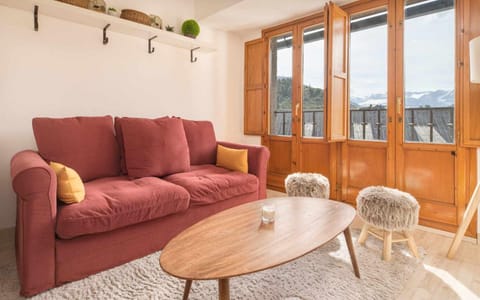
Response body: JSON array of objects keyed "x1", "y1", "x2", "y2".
[
  {"x1": 356, "y1": 186, "x2": 420, "y2": 261},
  {"x1": 284, "y1": 173, "x2": 330, "y2": 199}
]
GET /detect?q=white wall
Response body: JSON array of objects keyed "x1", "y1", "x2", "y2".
[
  {"x1": 194, "y1": 0, "x2": 242, "y2": 19},
  {"x1": 0, "y1": 1, "x2": 251, "y2": 229}
]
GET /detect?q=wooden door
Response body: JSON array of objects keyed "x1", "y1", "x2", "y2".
[
  {"x1": 263, "y1": 25, "x2": 298, "y2": 190},
  {"x1": 295, "y1": 15, "x2": 338, "y2": 198},
  {"x1": 247, "y1": 0, "x2": 478, "y2": 236},
  {"x1": 262, "y1": 8, "x2": 348, "y2": 196},
  {"x1": 395, "y1": 0, "x2": 467, "y2": 234},
  {"x1": 341, "y1": 1, "x2": 394, "y2": 206},
  {"x1": 342, "y1": 0, "x2": 476, "y2": 236},
  {"x1": 295, "y1": 4, "x2": 349, "y2": 199}
]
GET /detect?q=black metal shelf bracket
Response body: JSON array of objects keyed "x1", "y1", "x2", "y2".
[
  {"x1": 148, "y1": 36, "x2": 157, "y2": 54},
  {"x1": 34, "y1": 5, "x2": 39, "y2": 31},
  {"x1": 190, "y1": 47, "x2": 200, "y2": 63},
  {"x1": 103, "y1": 24, "x2": 110, "y2": 45}
]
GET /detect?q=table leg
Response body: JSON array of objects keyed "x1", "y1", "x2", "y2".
[
  {"x1": 344, "y1": 227, "x2": 360, "y2": 278},
  {"x1": 183, "y1": 279, "x2": 192, "y2": 300},
  {"x1": 218, "y1": 278, "x2": 230, "y2": 300}
]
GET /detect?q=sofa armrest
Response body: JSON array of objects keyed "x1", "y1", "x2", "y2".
[
  {"x1": 217, "y1": 141, "x2": 270, "y2": 199},
  {"x1": 11, "y1": 150, "x2": 57, "y2": 296}
]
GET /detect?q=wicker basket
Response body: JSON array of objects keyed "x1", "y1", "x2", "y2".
[
  {"x1": 120, "y1": 9, "x2": 151, "y2": 26},
  {"x1": 57, "y1": 0, "x2": 89, "y2": 9}
]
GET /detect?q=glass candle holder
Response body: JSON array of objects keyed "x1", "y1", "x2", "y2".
[{"x1": 261, "y1": 204, "x2": 275, "y2": 224}]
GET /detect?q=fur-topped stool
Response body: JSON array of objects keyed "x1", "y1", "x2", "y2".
[
  {"x1": 356, "y1": 186, "x2": 420, "y2": 261},
  {"x1": 284, "y1": 173, "x2": 330, "y2": 199}
]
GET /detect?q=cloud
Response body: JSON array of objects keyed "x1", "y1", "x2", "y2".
[{"x1": 272, "y1": 8, "x2": 455, "y2": 100}]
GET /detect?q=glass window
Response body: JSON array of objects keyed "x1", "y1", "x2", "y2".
[
  {"x1": 404, "y1": 0, "x2": 455, "y2": 144},
  {"x1": 302, "y1": 25, "x2": 325, "y2": 138},
  {"x1": 349, "y1": 8, "x2": 388, "y2": 141},
  {"x1": 269, "y1": 33, "x2": 293, "y2": 136}
]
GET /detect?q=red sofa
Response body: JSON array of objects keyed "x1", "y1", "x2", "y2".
[{"x1": 10, "y1": 116, "x2": 269, "y2": 297}]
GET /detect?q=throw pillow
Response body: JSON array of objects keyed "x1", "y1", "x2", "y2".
[
  {"x1": 50, "y1": 162, "x2": 85, "y2": 204},
  {"x1": 121, "y1": 117, "x2": 190, "y2": 178},
  {"x1": 216, "y1": 145, "x2": 248, "y2": 173},
  {"x1": 33, "y1": 116, "x2": 120, "y2": 182}
]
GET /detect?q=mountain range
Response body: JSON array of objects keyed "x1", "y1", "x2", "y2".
[
  {"x1": 273, "y1": 77, "x2": 454, "y2": 109},
  {"x1": 351, "y1": 90, "x2": 454, "y2": 108}
]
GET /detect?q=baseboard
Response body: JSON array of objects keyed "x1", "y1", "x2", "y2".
[
  {"x1": 0, "y1": 227, "x2": 15, "y2": 245},
  {"x1": 417, "y1": 224, "x2": 478, "y2": 245}
]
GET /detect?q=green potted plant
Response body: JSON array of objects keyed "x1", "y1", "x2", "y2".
[
  {"x1": 107, "y1": 7, "x2": 119, "y2": 17},
  {"x1": 181, "y1": 19, "x2": 200, "y2": 38}
]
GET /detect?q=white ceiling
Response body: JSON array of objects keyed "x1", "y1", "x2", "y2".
[{"x1": 195, "y1": 0, "x2": 356, "y2": 35}]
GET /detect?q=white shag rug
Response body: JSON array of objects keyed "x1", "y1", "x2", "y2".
[{"x1": 1, "y1": 229, "x2": 424, "y2": 300}]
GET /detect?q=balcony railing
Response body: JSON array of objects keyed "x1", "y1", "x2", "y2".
[
  {"x1": 404, "y1": 107, "x2": 454, "y2": 143},
  {"x1": 271, "y1": 106, "x2": 454, "y2": 143},
  {"x1": 350, "y1": 108, "x2": 386, "y2": 140}
]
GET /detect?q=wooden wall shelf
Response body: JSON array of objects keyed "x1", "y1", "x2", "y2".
[{"x1": 0, "y1": 0, "x2": 215, "y2": 59}]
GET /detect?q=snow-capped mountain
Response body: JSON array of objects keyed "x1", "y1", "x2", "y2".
[{"x1": 351, "y1": 90, "x2": 454, "y2": 108}]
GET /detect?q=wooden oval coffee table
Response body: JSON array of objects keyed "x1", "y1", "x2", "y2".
[{"x1": 160, "y1": 197, "x2": 359, "y2": 300}]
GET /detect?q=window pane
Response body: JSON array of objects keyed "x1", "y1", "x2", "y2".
[
  {"x1": 404, "y1": 0, "x2": 455, "y2": 144},
  {"x1": 349, "y1": 8, "x2": 388, "y2": 141},
  {"x1": 270, "y1": 33, "x2": 293, "y2": 136},
  {"x1": 302, "y1": 25, "x2": 325, "y2": 138}
]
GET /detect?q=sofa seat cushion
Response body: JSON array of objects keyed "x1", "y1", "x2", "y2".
[
  {"x1": 56, "y1": 176, "x2": 190, "y2": 239},
  {"x1": 164, "y1": 165, "x2": 258, "y2": 206}
]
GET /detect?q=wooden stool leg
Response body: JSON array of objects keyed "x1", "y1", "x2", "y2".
[
  {"x1": 358, "y1": 223, "x2": 370, "y2": 245},
  {"x1": 183, "y1": 280, "x2": 192, "y2": 300},
  {"x1": 383, "y1": 230, "x2": 392, "y2": 261},
  {"x1": 404, "y1": 231, "x2": 419, "y2": 258}
]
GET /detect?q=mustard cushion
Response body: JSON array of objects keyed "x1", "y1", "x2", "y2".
[
  {"x1": 216, "y1": 145, "x2": 248, "y2": 173},
  {"x1": 50, "y1": 162, "x2": 85, "y2": 204}
]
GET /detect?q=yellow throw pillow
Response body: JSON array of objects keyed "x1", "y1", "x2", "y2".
[
  {"x1": 49, "y1": 162, "x2": 85, "y2": 204},
  {"x1": 216, "y1": 145, "x2": 248, "y2": 173}
]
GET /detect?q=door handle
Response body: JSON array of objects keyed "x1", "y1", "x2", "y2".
[
  {"x1": 396, "y1": 97, "x2": 402, "y2": 116},
  {"x1": 295, "y1": 103, "x2": 300, "y2": 118}
]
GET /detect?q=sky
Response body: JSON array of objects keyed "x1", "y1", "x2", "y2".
[{"x1": 274, "y1": 7, "x2": 455, "y2": 99}]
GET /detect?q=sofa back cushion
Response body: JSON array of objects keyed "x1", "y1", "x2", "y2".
[
  {"x1": 182, "y1": 119, "x2": 217, "y2": 165},
  {"x1": 122, "y1": 117, "x2": 190, "y2": 178},
  {"x1": 115, "y1": 116, "x2": 169, "y2": 174},
  {"x1": 33, "y1": 116, "x2": 120, "y2": 182}
]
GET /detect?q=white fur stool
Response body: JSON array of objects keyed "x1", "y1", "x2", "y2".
[
  {"x1": 284, "y1": 173, "x2": 330, "y2": 199},
  {"x1": 356, "y1": 186, "x2": 420, "y2": 261}
]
